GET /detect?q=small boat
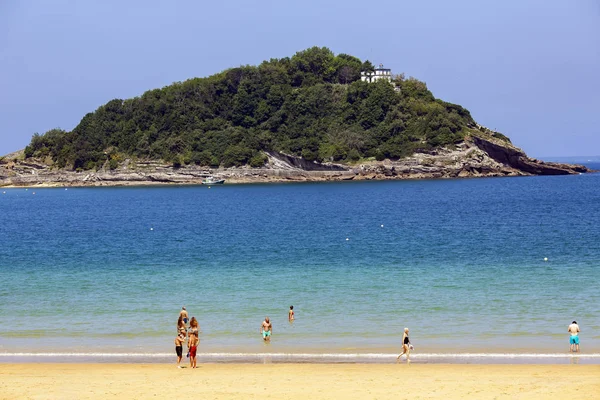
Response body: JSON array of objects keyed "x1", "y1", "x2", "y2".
[{"x1": 202, "y1": 177, "x2": 225, "y2": 185}]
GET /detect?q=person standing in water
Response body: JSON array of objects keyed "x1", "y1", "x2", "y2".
[
  {"x1": 288, "y1": 306, "x2": 294, "y2": 322},
  {"x1": 397, "y1": 327, "x2": 412, "y2": 363},
  {"x1": 261, "y1": 317, "x2": 272, "y2": 342},
  {"x1": 180, "y1": 307, "x2": 189, "y2": 325},
  {"x1": 568, "y1": 321, "x2": 581, "y2": 352}
]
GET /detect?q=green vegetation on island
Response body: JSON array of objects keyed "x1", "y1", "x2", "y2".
[{"x1": 24, "y1": 47, "x2": 506, "y2": 170}]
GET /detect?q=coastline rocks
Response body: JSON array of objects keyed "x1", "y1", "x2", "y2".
[
  {"x1": 0, "y1": 136, "x2": 590, "y2": 187},
  {"x1": 471, "y1": 136, "x2": 588, "y2": 175}
]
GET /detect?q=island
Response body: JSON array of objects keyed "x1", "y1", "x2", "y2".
[{"x1": 0, "y1": 47, "x2": 589, "y2": 187}]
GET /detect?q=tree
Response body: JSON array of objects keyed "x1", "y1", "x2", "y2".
[
  {"x1": 361, "y1": 60, "x2": 375, "y2": 72},
  {"x1": 338, "y1": 65, "x2": 357, "y2": 84},
  {"x1": 222, "y1": 145, "x2": 252, "y2": 167}
]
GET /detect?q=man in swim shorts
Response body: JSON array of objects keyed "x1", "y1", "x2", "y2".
[
  {"x1": 180, "y1": 306, "x2": 189, "y2": 325},
  {"x1": 261, "y1": 317, "x2": 272, "y2": 342},
  {"x1": 568, "y1": 320, "x2": 580, "y2": 352}
]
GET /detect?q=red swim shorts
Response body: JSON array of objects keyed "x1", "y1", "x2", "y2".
[{"x1": 190, "y1": 346, "x2": 197, "y2": 358}]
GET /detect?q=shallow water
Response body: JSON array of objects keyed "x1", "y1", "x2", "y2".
[{"x1": 1, "y1": 169, "x2": 599, "y2": 363}]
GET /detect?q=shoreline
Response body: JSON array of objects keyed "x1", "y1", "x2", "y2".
[
  {"x1": 1, "y1": 165, "x2": 595, "y2": 189},
  {"x1": 2, "y1": 351, "x2": 598, "y2": 365},
  {"x1": 1, "y1": 170, "x2": 594, "y2": 189},
  {"x1": 0, "y1": 168, "x2": 532, "y2": 189},
  {"x1": 2, "y1": 139, "x2": 592, "y2": 188},
  {"x1": 1, "y1": 363, "x2": 598, "y2": 399}
]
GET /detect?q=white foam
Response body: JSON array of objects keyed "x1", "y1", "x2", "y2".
[{"x1": 0, "y1": 352, "x2": 598, "y2": 359}]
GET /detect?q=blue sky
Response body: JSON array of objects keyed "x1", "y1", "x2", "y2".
[{"x1": 1, "y1": 0, "x2": 598, "y2": 157}]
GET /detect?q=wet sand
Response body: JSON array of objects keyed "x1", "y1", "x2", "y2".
[{"x1": 1, "y1": 363, "x2": 598, "y2": 399}]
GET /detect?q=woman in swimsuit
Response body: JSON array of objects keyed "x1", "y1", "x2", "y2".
[
  {"x1": 397, "y1": 327, "x2": 411, "y2": 363},
  {"x1": 175, "y1": 329, "x2": 186, "y2": 368},
  {"x1": 177, "y1": 315, "x2": 186, "y2": 333},
  {"x1": 188, "y1": 317, "x2": 200, "y2": 336}
]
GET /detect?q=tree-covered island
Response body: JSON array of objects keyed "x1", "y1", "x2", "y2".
[
  {"x1": 0, "y1": 47, "x2": 586, "y2": 187},
  {"x1": 23, "y1": 47, "x2": 507, "y2": 171}
]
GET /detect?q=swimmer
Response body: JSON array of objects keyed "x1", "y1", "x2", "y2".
[
  {"x1": 180, "y1": 306, "x2": 189, "y2": 325},
  {"x1": 568, "y1": 321, "x2": 581, "y2": 353},
  {"x1": 261, "y1": 317, "x2": 272, "y2": 342}
]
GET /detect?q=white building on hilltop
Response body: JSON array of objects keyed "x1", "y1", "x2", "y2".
[{"x1": 361, "y1": 64, "x2": 392, "y2": 83}]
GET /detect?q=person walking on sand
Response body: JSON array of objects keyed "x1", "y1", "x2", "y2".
[
  {"x1": 568, "y1": 321, "x2": 581, "y2": 352},
  {"x1": 180, "y1": 307, "x2": 189, "y2": 325},
  {"x1": 288, "y1": 306, "x2": 294, "y2": 322},
  {"x1": 397, "y1": 327, "x2": 412, "y2": 363},
  {"x1": 175, "y1": 328, "x2": 186, "y2": 368},
  {"x1": 261, "y1": 317, "x2": 272, "y2": 342}
]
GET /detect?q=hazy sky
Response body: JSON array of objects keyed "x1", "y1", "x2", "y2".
[{"x1": 1, "y1": 0, "x2": 598, "y2": 157}]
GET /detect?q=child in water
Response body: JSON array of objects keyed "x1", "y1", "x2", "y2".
[{"x1": 289, "y1": 305, "x2": 295, "y2": 322}]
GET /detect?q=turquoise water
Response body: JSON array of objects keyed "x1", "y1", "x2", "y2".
[{"x1": 1, "y1": 169, "x2": 599, "y2": 363}]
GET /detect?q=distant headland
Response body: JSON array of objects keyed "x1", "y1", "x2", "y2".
[{"x1": 0, "y1": 47, "x2": 589, "y2": 187}]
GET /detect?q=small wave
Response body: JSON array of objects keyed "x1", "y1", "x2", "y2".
[
  {"x1": 1, "y1": 352, "x2": 599, "y2": 359},
  {"x1": 0, "y1": 353, "x2": 173, "y2": 357},
  {"x1": 416, "y1": 353, "x2": 600, "y2": 358}
]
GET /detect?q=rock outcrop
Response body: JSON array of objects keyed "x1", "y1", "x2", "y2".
[
  {"x1": 471, "y1": 136, "x2": 588, "y2": 175},
  {"x1": 0, "y1": 137, "x2": 590, "y2": 187}
]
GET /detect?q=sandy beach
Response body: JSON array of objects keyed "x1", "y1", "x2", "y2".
[{"x1": 0, "y1": 363, "x2": 598, "y2": 399}]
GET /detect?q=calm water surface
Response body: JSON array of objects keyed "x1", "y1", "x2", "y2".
[{"x1": 1, "y1": 169, "x2": 599, "y2": 363}]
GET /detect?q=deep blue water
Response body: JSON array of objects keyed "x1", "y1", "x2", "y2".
[{"x1": 1, "y1": 170, "x2": 599, "y2": 363}]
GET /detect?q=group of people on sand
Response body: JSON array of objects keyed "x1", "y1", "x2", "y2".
[
  {"x1": 175, "y1": 307, "x2": 200, "y2": 368},
  {"x1": 174, "y1": 305, "x2": 581, "y2": 367},
  {"x1": 173, "y1": 305, "x2": 294, "y2": 367}
]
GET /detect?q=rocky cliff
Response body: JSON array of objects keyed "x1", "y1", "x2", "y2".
[{"x1": 0, "y1": 136, "x2": 590, "y2": 187}]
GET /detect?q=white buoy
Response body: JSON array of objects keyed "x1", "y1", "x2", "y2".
[
  {"x1": 381, "y1": 224, "x2": 384, "y2": 228},
  {"x1": 150, "y1": 228, "x2": 154, "y2": 231},
  {"x1": 544, "y1": 257, "x2": 548, "y2": 262},
  {"x1": 346, "y1": 238, "x2": 349, "y2": 241}
]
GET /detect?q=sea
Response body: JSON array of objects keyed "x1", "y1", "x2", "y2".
[{"x1": 1, "y1": 162, "x2": 599, "y2": 364}]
